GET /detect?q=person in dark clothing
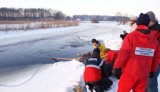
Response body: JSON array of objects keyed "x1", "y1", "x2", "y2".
[
  {"x1": 91, "y1": 39, "x2": 106, "y2": 59},
  {"x1": 147, "y1": 11, "x2": 160, "y2": 42},
  {"x1": 146, "y1": 11, "x2": 160, "y2": 92},
  {"x1": 83, "y1": 48, "x2": 113, "y2": 92},
  {"x1": 120, "y1": 31, "x2": 128, "y2": 40}
]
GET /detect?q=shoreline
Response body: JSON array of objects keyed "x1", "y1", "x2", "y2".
[{"x1": 0, "y1": 20, "x2": 79, "y2": 31}]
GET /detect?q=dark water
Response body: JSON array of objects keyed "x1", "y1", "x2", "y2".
[
  {"x1": 0, "y1": 23, "x2": 121, "y2": 84},
  {"x1": 0, "y1": 23, "x2": 117, "y2": 75},
  {"x1": 0, "y1": 33, "x2": 93, "y2": 69}
]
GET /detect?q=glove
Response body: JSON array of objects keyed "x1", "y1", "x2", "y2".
[
  {"x1": 120, "y1": 34, "x2": 127, "y2": 40},
  {"x1": 112, "y1": 68, "x2": 122, "y2": 79},
  {"x1": 149, "y1": 72, "x2": 154, "y2": 78}
]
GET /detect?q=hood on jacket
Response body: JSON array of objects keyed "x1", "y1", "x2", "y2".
[{"x1": 133, "y1": 25, "x2": 153, "y2": 44}]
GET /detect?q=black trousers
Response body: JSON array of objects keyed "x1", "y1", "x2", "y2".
[
  {"x1": 105, "y1": 63, "x2": 114, "y2": 76},
  {"x1": 85, "y1": 77, "x2": 112, "y2": 92}
]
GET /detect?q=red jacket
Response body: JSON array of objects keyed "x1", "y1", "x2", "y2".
[
  {"x1": 149, "y1": 23, "x2": 160, "y2": 64},
  {"x1": 149, "y1": 22, "x2": 160, "y2": 43},
  {"x1": 105, "y1": 50, "x2": 118, "y2": 64},
  {"x1": 84, "y1": 58, "x2": 104, "y2": 82},
  {"x1": 150, "y1": 31, "x2": 160, "y2": 43},
  {"x1": 114, "y1": 25, "x2": 160, "y2": 78}
]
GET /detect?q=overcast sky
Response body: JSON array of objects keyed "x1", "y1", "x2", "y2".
[{"x1": 1, "y1": 0, "x2": 160, "y2": 19}]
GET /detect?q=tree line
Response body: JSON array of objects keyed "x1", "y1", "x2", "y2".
[
  {"x1": 73, "y1": 15, "x2": 129, "y2": 23},
  {"x1": 0, "y1": 8, "x2": 68, "y2": 21},
  {"x1": 0, "y1": 7, "x2": 129, "y2": 23}
]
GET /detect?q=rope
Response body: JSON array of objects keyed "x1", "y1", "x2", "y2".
[{"x1": 0, "y1": 64, "x2": 41, "y2": 87}]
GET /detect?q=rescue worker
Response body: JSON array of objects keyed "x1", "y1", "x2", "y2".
[
  {"x1": 103, "y1": 48, "x2": 118, "y2": 64},
  {"x1": 146, "y1": 11, "x2": 160, "y2": 92},
  {"x1": 112, "y1": 13, "x2": 160, "y2": 92},
  {"x1": 84, "y1": 48, "x2": 112, "y2": 92},
  {"x1": 91, "y1": 39, "x2": 106, "y2": 59},
  {"x1": 130, "y1": 16, "x2": 137, "y2": 32},
  {"x1": 103, "y1": 48, "x2": 119, "y2": 76}
]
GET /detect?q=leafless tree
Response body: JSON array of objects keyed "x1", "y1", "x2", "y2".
[{"x1": 0, "y1": 8, "x2": 66, "y2": 21}]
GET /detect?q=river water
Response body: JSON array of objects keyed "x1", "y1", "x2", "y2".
[{"x1": 0, "y1": 23, "x2": 120, "y2": 84}]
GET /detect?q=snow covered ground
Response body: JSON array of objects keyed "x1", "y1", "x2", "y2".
[{"x1": 0, "y1": 22, "x2": 159, "y2": 92}]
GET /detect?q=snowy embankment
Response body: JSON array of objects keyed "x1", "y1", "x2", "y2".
[
  {"x1": 0, "y1": 60, "x2": 85, "y2": 92},
  {"x1": 0, "y1": 60, "x2": 118, "y2": 92},
  {"x1": 0, "y1": 21, "x2": 79, "y2": 31},
  {"x1": 0, "y1": 22, "x2": 159, "y2": 92}
]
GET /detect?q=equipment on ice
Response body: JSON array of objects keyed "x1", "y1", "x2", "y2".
[{"x1": 52, "y1": 52, "x2": 91, "y2": 63}]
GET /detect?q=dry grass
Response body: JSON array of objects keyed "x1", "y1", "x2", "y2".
[{"x1": 0, "y1": 20, "x2": 79, "y2": 31}]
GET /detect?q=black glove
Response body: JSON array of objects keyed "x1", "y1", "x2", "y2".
[
  {"x1": 149, "y1": 72, "x2": 154, "y2": 78},
  {"x1": 112, "y1": 68, "x2": 122, "y2": 79},
  {"x1": 120, "y1": 34, "x2": 127, "y2": 40}
]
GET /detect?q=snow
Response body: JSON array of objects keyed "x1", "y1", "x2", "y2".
[
  {"x1": 0, "y1": 60, "x2": 119, "y2": 92},
  {"x1": 0, "y1": 22, "x2": 159, "y2": 92},
  {"x1": 0, "y1": 60, "x2": 85, "y2": 92}
]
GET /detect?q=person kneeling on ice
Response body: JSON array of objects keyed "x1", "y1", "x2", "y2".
[
  {"x1": 91, "y1": 39, "x2": 106, "y2": 59},
  {"x1": 112, "y1": 13, "x2": 160, "y2": 92},
  {"x1": 103, "y1": 48, "x2": 118, "y2": 64},
  {"x1": 83, "y1": 48, "x2": 113, "y2": 92},
  {"x1": 103, "y1": 48, "x2": 120, "y2": 77}
]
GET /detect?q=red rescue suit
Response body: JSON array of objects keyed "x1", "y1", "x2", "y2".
[{"x1": 114, "y1": 25, "x2": 160, "y2": 92}]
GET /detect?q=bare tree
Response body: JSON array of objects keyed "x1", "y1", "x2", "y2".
[
  {"x1": 0, "y1": 8, "x2": 66, "y2": 21},
  {"x1": 54, "y1": 11, "x2": 65, "y2": 20}
]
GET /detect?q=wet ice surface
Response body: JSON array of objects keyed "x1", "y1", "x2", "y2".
[
  {"x1": 0, "y1": 22, "x2": 159, "y2": 92},
  {"x1": 0, "y1": 34, "x2": 92, "y2": 68},
  {"x1": 0, "y1": 24, "x2": 93, "y2": 68},
  {"x1": 0, "y1": 22, "x2": 122, "y2": 68},
  {"x1": 0, "y1": 24, "x2": 95, "y2": 88},
  {"x1": 0, "y1": 22, "x2": 127, "y2": 92}
]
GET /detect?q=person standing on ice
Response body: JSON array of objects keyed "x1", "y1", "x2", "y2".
[
  {"x1": 130, "y1": 15, "x2": 137, "y2": 32},
  {"x1": 120, "y1": 30, "x2": 128, "y2": 40},
  {"x1": 120, "y1": 16, "x2": 137, "y2": 40},
  {"x1": 145, "y1": 11, "x2": 160, "y2": 92},
  {"x1": 91, "y1": 39, "x2": 106, "y2": 59},
  {"x1": 83, "y1": 48, "x2": 112, "y2": 92},
  {"x1": 112, "y1": 13, "x2": 160, "y2": 92}
]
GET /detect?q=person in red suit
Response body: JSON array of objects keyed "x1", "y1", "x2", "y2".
[
  {"x1": 103, "y1": 48, "x2": 118, "y2": 64},
  {"x1": 146, "y1": 11, "x2": 160, "y2": 92},
  {"x1": 112, "y1": 13, "x2": 160, "y2": 92},
  {"x1": 103, "y1": 48, "x2": 119, "y2": 77}
]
